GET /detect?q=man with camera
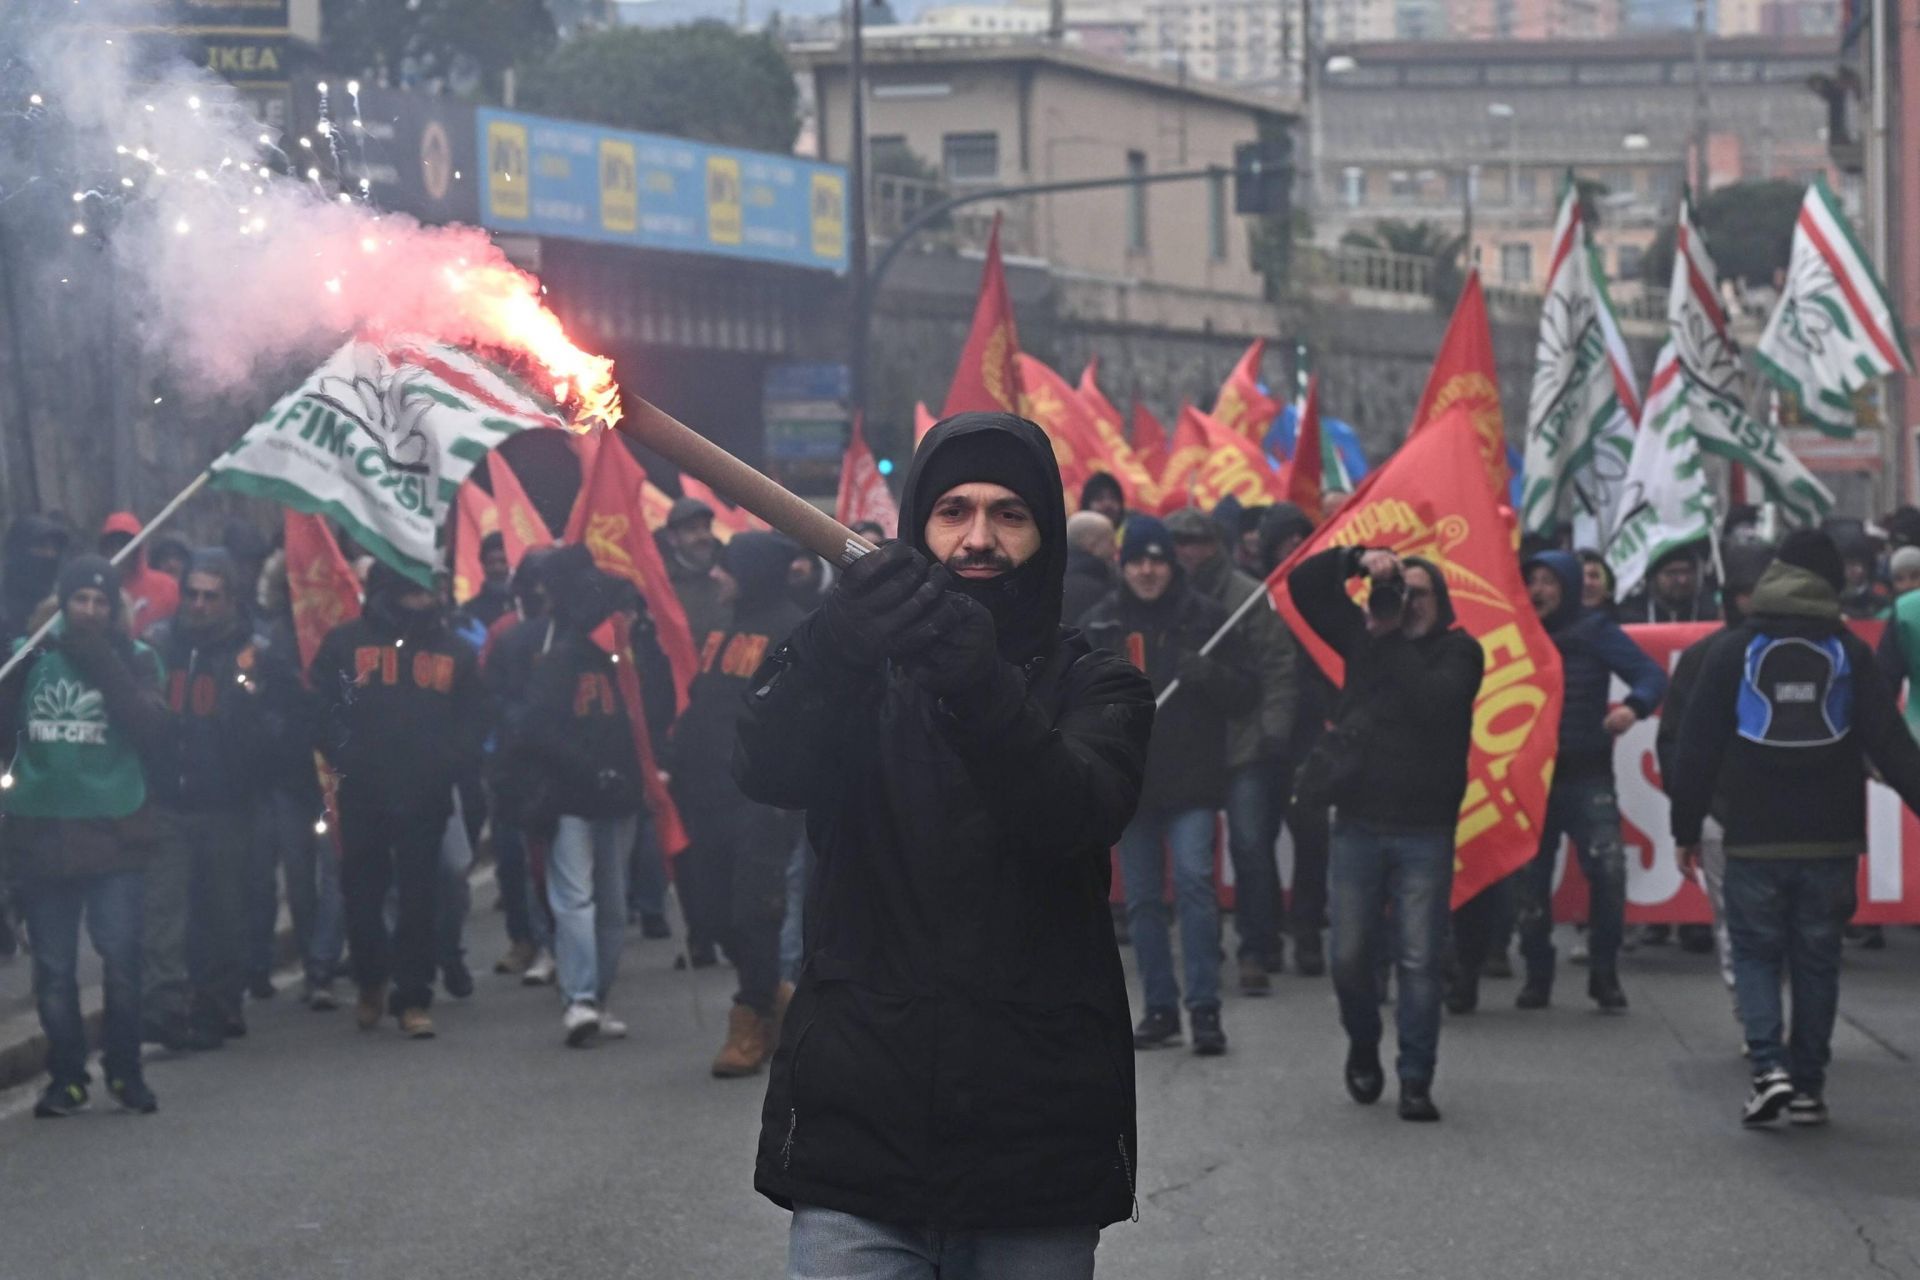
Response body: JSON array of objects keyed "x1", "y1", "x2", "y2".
[{"x1": 1289, "y1": 545, "x2": 1484, "y2": 1121}]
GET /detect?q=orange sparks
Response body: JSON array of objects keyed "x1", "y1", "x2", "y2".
[{"x1": 440, "y1": 263, "x2": 621, "y2": 430}]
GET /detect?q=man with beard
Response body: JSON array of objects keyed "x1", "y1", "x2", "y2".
[
  {"x1": 310, "y1": 563, "x2": 488, "y2": 1039},
  {"x1": 139, "y1": 550, "x2": 272, "y2": 1050},
  {"x1": 659, "y1": 497, "x2": 728, "y2": 642},
  {"x1": 668, "y1": 531, "x2": 809, "y2": 1073},
  {"x1": 465, "y1": 532, "x2": 516, "y2": 629},
  {"x1": 738, "y1": 413, "x2": 1152, "y2": 1277}
]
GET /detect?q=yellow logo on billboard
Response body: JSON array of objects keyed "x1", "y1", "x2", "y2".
[
  {"x1": 600, "y1": 139, "x2": 638, "y2": 234},
  {"x1": 706, "y1": 155, "x2": 742, "y2": 246},
  {"x1": 486, "y1": 120, "x2": 529, "y2": 222},
  {"x1": 810, "y1": 172, "x2": 845, "y2": 261}
]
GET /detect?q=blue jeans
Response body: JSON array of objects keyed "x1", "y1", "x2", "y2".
[
  {"x1": 268, "y1": 788, "x2": 345, "y2": 988},
  {"x1": 1329, "y1": 819, "x2": 1454, "y2": 1085},
  {"x1": 1118, "y1": 806, "x2": 1220, "y2": 1012},
  {"x1": 548, "y1": 814, "x2": 638, "y2": 1006},
  {"x1": 1724, "y1": 856, "x2": 1856, "y2": 1095},
  {"x1": 22, "y1": 871, "x2": 145, "y2": 1088},
  {"x1": 789, "y1": 1206, "x2": 1097, "y2": 1280},
  {"x1": 780, "y1": 833, "x2": 813, "y2": 985},
  {"x1": 628, "y1": 815, "x2": 670, "y2": 920},
  {"x1": 1516, "y1": 775, "x2": 1625, "y2": 985},
  {"x1": 1225, "y1": 761, "x2": 1283, "y2": 963}
]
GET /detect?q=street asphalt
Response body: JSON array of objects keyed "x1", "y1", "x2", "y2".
[{"x1": 0, "y1": 886, "x2": 1914, "y2": 1280}]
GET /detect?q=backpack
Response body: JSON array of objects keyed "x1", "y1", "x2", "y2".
[{"x1": 1736, "y1": 633, "x2": 1852, "y2": 748}]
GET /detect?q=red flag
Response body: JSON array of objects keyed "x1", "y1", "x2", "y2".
[
  {"x1": 1283, "y1": 375, "x2": 1326, "y2": 523},
  {"x1": 488, "y1": 451, "x2": 553, "y2": 564},
  {"x1": 1132, "y1": 401, "x2": 1170, "y2": 476},
  {"x1": 1267, "y1": 407, "x2": 1562, "y2": 908},
  {"x1": 1067, "y1": 359, "x2": 1166, "y2": 513},
  {"x1": 1077, "y1": 358, "x2": 1124, "y2": 433},
  {"x1": 1212, "y1": 338, "x2": 1282, "y2": 444},
  {"x1": 942, "y1": 216, "x2": 1022, "y2": 416},
  {"x1": 610, "y1": 613, "x2": 689, "y2": 856},
  {"x1": 1159, "y1": 404, "x2": 1289, "y2": 512},
  {"x1": 564, "y1": 432, "x2": 699, "y2": 713},
  {"x1": 1411, "y1": 271, "x2": 1509, "y2": 498},
  {"x1": 284, "y1": 510, "x2": 362, "y2": 672},
  {"x1": 836, "y1": 415, "x2": 900, "y2": 536},
  {"x1": 453, "y1": 481, "x2": 499, "y2": 604},
  {"x1": 913, "y1": 401, "x2": 938, "y2": 445},
  {"x1": 1016, "y1": 353, "x2": 1115, "y2": 508}
]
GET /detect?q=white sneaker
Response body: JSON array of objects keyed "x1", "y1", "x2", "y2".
[
  {"x1": 563, "y1": 1001, "x2": 601, "y2": 1047},
  {"x1": 522, "y1": 952, "x2": 556, "y2": 986},
  {"x1": 599, "y1": 1013, "x2": 628, "y2": 1039}
]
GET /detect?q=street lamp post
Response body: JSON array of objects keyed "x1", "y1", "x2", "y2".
[
  {"x1": 846, "y1": 0, "x2": 871, "y2": 418},
  {"x1": 1488, "y1": 101, "x2": 1516, "y2": 209}
]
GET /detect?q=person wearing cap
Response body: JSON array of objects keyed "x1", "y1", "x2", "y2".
[
  {"x1": 0, "y1": 556, "x2": 168, "y2": 1116},
  {"x1": 658, "y1": 495, "x2": 728, "y2": 644},
  {"x1": 137, "y1": 548, "x2": 274, "y2": 1050},
  {"x1": 1619, "y1": 541, "x2": 1719, "y2": 623},
  {"x1": 668, "y1": 531, "x2": 809, "y2": 1075},
  {"x1": 1287, "y1": 541, "x2": 1484, "y2": 1122},
  {"x1": 1163, "y1": 506, "x2": 1296, "y2": 996},
  {"x1": 98, "y1": 512, "x2": 179, "y2": 635},
  {"x1": 1670, "y1": 530, "x2": 1920, "y2": 1127},
  {"x1": 1082, "y1": 515, "x2": 1255, "y2": 1053},
  {"x1": 309, "y1": 561, "x2": 489, "y2": 1040},
  {"x1": 736, "y1": 412, "x2": 1152, "y2": 1274},
  {"x1": 1656, "y1": 540, "x2": 1774, "y2": 1002}
]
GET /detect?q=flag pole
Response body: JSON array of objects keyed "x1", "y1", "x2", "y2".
[
  {"x1": 0, "y1": 469, "x2": 213, "y2": 686},
  {"x1": 1153, "y1": 578, "x2": 1273, "y2": 709}
]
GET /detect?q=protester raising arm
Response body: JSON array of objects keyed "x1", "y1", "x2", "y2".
[{"x1": 1288, "y1": 547, "x2": 1368, "y2": 658}]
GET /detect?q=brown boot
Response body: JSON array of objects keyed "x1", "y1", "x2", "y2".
[
  {"x1": 493, "y1": 940, "x2": 536, "y2": 976},
  {"x1": 711, "y1": 1003, "x2": 772, "y2": 1078},
  {"x1": 398, "y1": 1008, "x2": 436, "y2": 1039},
  {"x1": 771, "y1": 981, "x2": 797, "y2": 1041},
  {"x1": 354, "y1": 983, "x2": 387, "y2": 1031}
]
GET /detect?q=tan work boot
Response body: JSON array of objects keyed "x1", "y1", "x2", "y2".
[
  {"x1": 354, "y1": 983, "x2": 387, "y2": 1031},
  {"x1": 494, "y1": 940, "x2": 536, "y2": 976},
  {"x1": 771, "y1": 981, "x2": 796, "y2": 1041},
  {"x1": 398, "y1": 1008, "x2": 436, "y2": 1039},
  {"x1": 711, "y1": 1003, "x2": 772, "y2": 1078}
]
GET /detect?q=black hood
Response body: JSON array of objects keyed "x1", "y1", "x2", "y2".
[
  {"x1": 1402, "y1": 555, "x2": 1458, "y2": 633},
  {"x1": 724, "y1": 531, "x2": 802, "y2": 609},
  {"x1": 543, "y1": 543, "x2": 626, "y2": 633},
  {"x1": 1521, "y1": 549, "x2": 1583, "y2": 632},
  {"x1": 4, "y1": 515, "x2": 68, "y2": 612},
  {"x1": 899, "y1": 412, "x2": 1068, "y2": 665}
]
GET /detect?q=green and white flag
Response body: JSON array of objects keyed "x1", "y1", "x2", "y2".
[
  {"x1": 1755, "y1": 176, "x2": 1913, "y2": 436},
  {"x1": 210, "y1": 337, "x2": 563, "y2": 585},
  {"x1": 1521, "y1": 180, "x2": 1639, "y2": 535},
  {"x1": 1605, "y1": 343, "x2": 1714, "y2": 599},
  {"x1": 1666, "y1": 194, "x2": 1833, "y2": 528}
]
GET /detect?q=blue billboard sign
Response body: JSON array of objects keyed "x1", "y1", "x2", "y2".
[{"x1": 477, "y1": 108, "x2": 847, "y2": 274}]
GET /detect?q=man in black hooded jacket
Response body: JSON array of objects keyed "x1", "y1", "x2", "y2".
[
  {"x1": 1289, "y1": 544, "x2": 1483, "y2": 1122},
  {"x1": 735, "y1": 412, "x2": 1153, "y2": 1278},
  {"x1": 670, "y1": 530, "x2": 809, "y2": 1078},
  {"x1": 310, "y1": 563, "x2": 488, "y2": 1039}
]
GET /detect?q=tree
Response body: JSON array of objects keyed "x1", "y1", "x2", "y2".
[
  {"x1": 1340, "y1": 218, "x2": 1467, "y2": 309},
  {"x1": 1641, "y1": 180, "x2": 1804, "y2": 289},
  {"x1": 319, "y1": 0, "x2": 555, "y2": 98},
  {"x1": 517, "y1": 24, "x2": 801, "y2": 154}
]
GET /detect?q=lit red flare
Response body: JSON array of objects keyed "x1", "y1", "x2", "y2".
[{"x1": 440, "y1": 262, "x2": 621, "y2": 430}]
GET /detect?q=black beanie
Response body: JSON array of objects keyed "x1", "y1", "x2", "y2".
[
  {"x1": 1776, "y1": 529, "x2": 1845, "y2": 593},
  {"x1": 57, "y1": 554, "x2": 120, "y2": 610},
  {"x1": 914, "y1": 429, "x2": 1053, "y2": 528},
  {"x1": 1120, "y1": 515, "x2": 1174, "y2": 566}
]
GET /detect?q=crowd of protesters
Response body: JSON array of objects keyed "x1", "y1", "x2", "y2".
[{"x1": 3, "y1": 450, "x2": 1919, "y2": 1150}]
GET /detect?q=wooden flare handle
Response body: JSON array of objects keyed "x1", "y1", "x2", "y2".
[{"x1": 614, "y1": 399, "x2": 877, "y2": 566}]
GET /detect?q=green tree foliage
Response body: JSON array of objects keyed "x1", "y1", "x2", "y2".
[
  {"x1": 1641, "y1": 180, "x2": 1804, "y2": 289},
  {"x1": 319, "y1": 0, "x2": 556, "y2": 98},
  {"x1": 517, "y1": 23, "x2": 801, "y2": 153}
]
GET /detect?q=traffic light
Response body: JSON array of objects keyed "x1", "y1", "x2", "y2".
[{"x1": 1234, "y1": 137, "x2": 1294, "y2": 217}]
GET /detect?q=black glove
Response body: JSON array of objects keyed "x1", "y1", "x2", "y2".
[
  {"x1": 902, "y1": 591, "x2": 1001, "y2": 698},
  {"x1": 817, "y1": 542, "x2": 946, "y2": 671}
]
